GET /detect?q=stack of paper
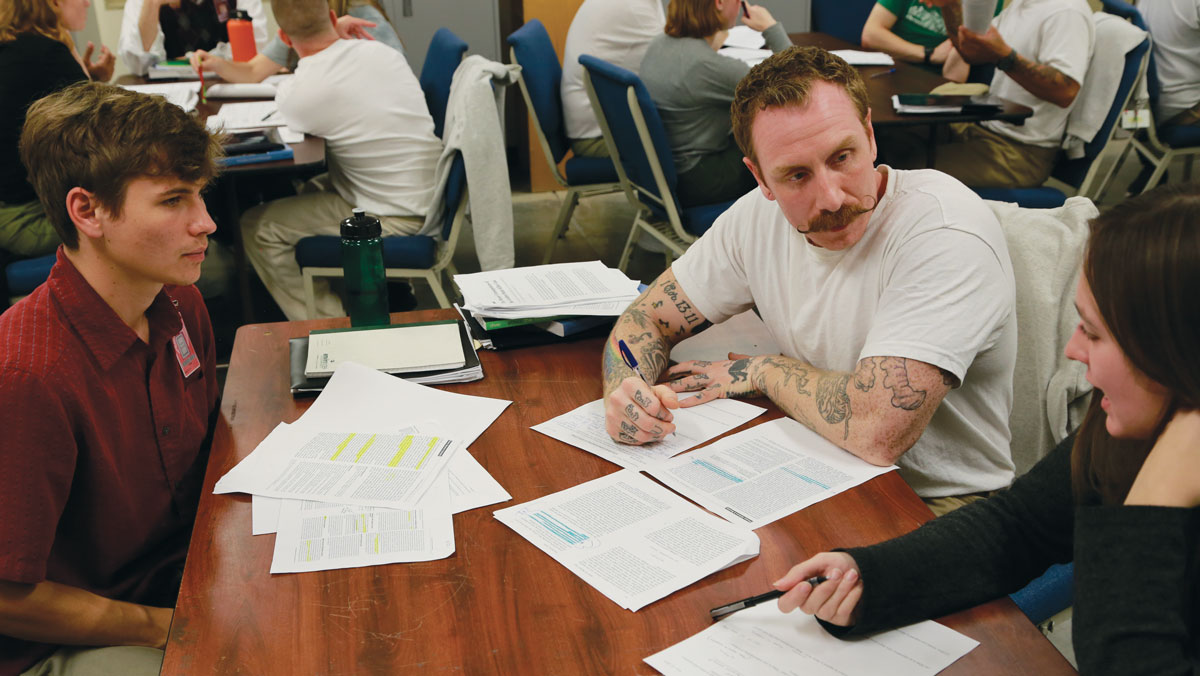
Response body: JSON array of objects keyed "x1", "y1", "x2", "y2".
[
  {"x1": 304, "y1": 321, "x2": 466, "y2": 378},
  {"x1": 147, "y1": 61, "x2": 212, "y2": 80},
  {"x1": 831, "y1": 49, "x2": 896, "y2": 66},
  {"x1": 494, "y1": 470, "x2": 760, "y2": 611},
  {"x1": 723, "y1": 25, "x2": 766, "y2": 49},
  {"x1": 214, "y1": 362, "x2": 513, "y2": 574},
  {"x1": 120, "y1": 82, "x2": 200, "y2": 113},
  {"x1": 455, "y1": 261, "x2": 642, "y2": 320},
  {"x1": 718, "y1": 47, "x2": 773, "y2": 67},
  {"x1": 205, "y1": 101, "x2": 285, "y2": 131}
]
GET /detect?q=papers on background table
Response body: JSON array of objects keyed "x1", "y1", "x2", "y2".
[
  {"x1": 718, "y1": 47, "x2": 773, "y2": 67},
  {"x1": 645, "y1": 603, "x2": 979, "y2": 676},
  {"x1": 455, "y1": 261, "x2": 642, "y2": 319},
  {"x1": 205, "y1": 101, "x2": 286, "y2": 130},
  {"x1": 647, "y1": 418, "x2": 896, "y2": 529},
  {"x1": 723, "y1": 25, "x2": 766, "y2": 49},
  {"x1": 494, "y1": 470, "x2": 759, "y2": 611},
  {"x1": 671, "y1": 310, "x2": 781, "y2": 363},
  {"x1": 147, "y1": 61, "x2": 213, "y2": 80},
  {"x1": 204, "y1": 82, "x2": 277, "y2": 99},
  {"x1": 120, "y1": 82, "x2": 200, "y2": 112},
  {"x1": 831, "y1": 49, "x2": 895, "y2": 66},
  {"x1": 532, "y1": 396, "x2": 766, "y2": 471}
]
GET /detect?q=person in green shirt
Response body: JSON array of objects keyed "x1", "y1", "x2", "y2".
[{"x1": 861, "y1": 0, "x2": 1002, "y2": 72}]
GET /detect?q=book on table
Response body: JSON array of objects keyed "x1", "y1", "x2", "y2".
[
  {"x1": 891, "y1": 93, "x2": 1003, "y2": 115},
  {"x1": 304, "y1": 319, "x2": 466, "y2": 378}
]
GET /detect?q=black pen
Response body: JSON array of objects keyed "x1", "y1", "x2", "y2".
[
  {"x1": 709, "y1": 576, "x2": 827, "y2": 620},
  {"x1": 870, "y1": 68, "x2": 897, "y2": 78}
]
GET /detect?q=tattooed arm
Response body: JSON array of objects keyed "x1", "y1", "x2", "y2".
[
  {"x1": 603, "y1": 268, "x2": 714, "y2": 445},
  {"x1": 669, "y1": 354, "x2": 956, "y2": 466}
]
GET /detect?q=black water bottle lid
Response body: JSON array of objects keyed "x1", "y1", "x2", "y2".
[
  {"x1": 340, "y1": 208, "x2": 381, "y2": 239},
  {"x1": 232, "y1": 8, "x2": 250, "y2": 19}
]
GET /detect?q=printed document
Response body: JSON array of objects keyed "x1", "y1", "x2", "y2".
[
  {"x1": 647, "y1": 418, "x2": 895, "y2": 529},
  {"x1": 216, "y1": 422, "x2": 460, "y2": 510},
  {"x1": 119, "y1": 82, "x2": 200, "y2": 112},
  {"x1": 205, "y1": 101, "x2": 285, "y2": 130},
  {"x1": 532, "y1": 397, "x2": 766, "y2": 471},
  {"x1": 644, "y1": 603, "x2": 978, "y2": 676},
  {"x1": 455, "y1": 261, "x2": 641, "y2": 318},
  {"x1": 494, "y1": 470, "x2": 759, "y2": 611},
  {"x1": 830, "y1": 49, "x2": 895, "y2": 66},
  {"x1": 270, "y1": 475, "x2": 455, "y2": 574}
]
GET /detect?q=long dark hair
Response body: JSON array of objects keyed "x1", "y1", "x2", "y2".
[{"x1": 1071, "y1": 183, "x2": 1200, "y2": 504}]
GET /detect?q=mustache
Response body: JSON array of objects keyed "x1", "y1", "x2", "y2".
[{"x1": 797, "y1": 196, "x2": 878, "y2": 234}]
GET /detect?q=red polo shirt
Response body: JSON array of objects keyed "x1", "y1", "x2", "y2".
[{"x1": 0, "y1": 249, "x2": 219, "y2": 674}]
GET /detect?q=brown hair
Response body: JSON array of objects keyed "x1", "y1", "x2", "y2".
[
  {"x1": 731, "y1": 46, "x2": 870, "y2": 165},
  {"x1": 1070, "y1": 183, "x2": 1200, "y2": 504},
  {"x1": 19, "y1": 82, "x2": 222, "y2": 248},
  {"x1": 665, "y1": 0, "x2": 725, "y2": 39},
  {"x1": 273, "y1": 0, "x2": 335, "y2": 40},
  {"x1": 0, "y1": 0, "x2": 74, "y2": 49},
  {"x1": 327, "y1": 0, "x2": 389, "y2": 21}
]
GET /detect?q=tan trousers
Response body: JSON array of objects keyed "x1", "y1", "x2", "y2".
[
  {"x1": 923, "y1": 490, "x2": 995, "y2": 517},
  {"x1": 570, "y1": 136, "x2": 609, "y2": 158},
  {"x1": 931, "y1": 123, "x2": 1060, "y2": 188},
  {"x1": 20, "y1": 646, "x2": 162, "y2": 676},
  {"x1": 240, "y1": 175, "x2": 422, "y2": 321}
]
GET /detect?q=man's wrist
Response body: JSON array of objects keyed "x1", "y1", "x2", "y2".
[{"x1": 995, "y1": 48, "x2": 1018, "y2": 71}]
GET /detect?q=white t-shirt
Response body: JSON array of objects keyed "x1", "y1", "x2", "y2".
[
  {"x1": 982, "y1": 0, "x2": 1094, "y2": 148},
  {"x1": 1142, "y1": 0, "x2": 1200, "y2": 122},
  {"x1": 118, "y1": 0, "x2": 268, "y2": 76},
  {"x1": 561, "y1": 0, "x2": 666, "y2": 141},
  {"x1": 672, "y1": 168, "x2": 1017, "y2": 497},
  {"x1": 277, "y1": 39, "x2": 442, "y2": 218}
]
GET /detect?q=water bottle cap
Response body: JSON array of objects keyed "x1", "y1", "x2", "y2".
[
  {"x1": 340, "y1": 208, "x2": 381, "y2": 239},
  {"x1": 232, "y1": 9, "x2": 250, "y2": 19}
]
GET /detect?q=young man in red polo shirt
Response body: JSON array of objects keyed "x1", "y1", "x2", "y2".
[{"x1": 0, "y1": 82, "x2": 222, "y2": 676}]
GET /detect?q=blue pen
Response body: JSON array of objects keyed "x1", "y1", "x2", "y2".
[
  {"x1": 870, "y1": 68, "x2": 896, "y2": 78},
  {"x1": 617, "y1": 339, "x2": 651, "y2": 384}
]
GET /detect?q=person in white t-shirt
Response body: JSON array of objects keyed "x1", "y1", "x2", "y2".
[
  {"x1": 1142, "y1": 0, "x2": 1200, "y2": 128},
  {"x1": 602, "y1": 47, "x2": 1017, "y2": 515},
  {"x1": 561, "y1": 0, "x2": 666, "y2": 158},
  {"x1": 239, "y1": 0, "x2": 442, "y2": 321},
  {"x1": 914, "y1": 0, "x2": 1094, "y2": 188}
]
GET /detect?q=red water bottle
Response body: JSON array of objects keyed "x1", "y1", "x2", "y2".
[{"x1": 227, "y1": 9, "x2": 256, "y2": 62}]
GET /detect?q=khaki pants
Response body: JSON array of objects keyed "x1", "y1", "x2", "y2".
[
  {"x1": 570, "y1": 136, "x2": 609, "y2": 158},
  {"x1": 0, "y1": 199, "x2": 61, "y2": 258},
  {"x1": 880, "y1": 122, "x2": 1059, "y2": 188},
  {"x1": 923, "y1": 490, "x2": 995, "y2": 517},
  {"x1": 20, "y1": 646, "x2": 162, "y2": 676},
  {"x1": 240, "y1": 175, "x2": 422, "y2": 321}
]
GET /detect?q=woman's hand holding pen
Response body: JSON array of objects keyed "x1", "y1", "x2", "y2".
[
  {"x1": 775, "y1": 552, "x2": 863, "y2": 627},
  {"x1": 741, "y1": 3, "x2": 778, "y2": 32}
]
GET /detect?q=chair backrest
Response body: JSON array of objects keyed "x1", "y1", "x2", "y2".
[
  {"x1": 811, "y1": 0, "x2": 877, "y2": 45},
  {"x1": 440, "y1": 152, "x2": 467, "y2": 241},
  {"x1": 579, "y1": 54, "x2": 679, "y2": 221},
  {"x1": 507, "y1": 19, "x2": 570, "y2": 167},
  {"x1": 1052, "y1": 34, "x2": 1149, "y2": 191},
  {"x1": 419, "y1": 28, "x2": 469, "y2": 139},
  {"x1": 1099, "y1": 0, "x2": 1160, "y2": 106}
]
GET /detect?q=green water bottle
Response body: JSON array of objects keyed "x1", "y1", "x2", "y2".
[{"x1": 340, "y1": 208, "x2": 390, "y2": 327}]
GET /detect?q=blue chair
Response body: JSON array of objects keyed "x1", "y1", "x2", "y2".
[
  {"x1": 1099, "y1": 0, "x2": 1200, "y2": 193},
  {"x1": 579, "y1": 55, "x2": 735, "y2": 272},
  {"x1": 812, "y1": 0, "x2": 878, "y2": 46},
  {"x1": 507, "y1": 19, "x2": 622, "y2": 265},
  {"x1": 3, "y1": 253, "x2": 55, "y2": 306},
  {"x1": 971, "y1": 30, "x2": 1150, "y2": 209},
  {"x1": 1010, "y1": 562, "x2": 1074, "y2": 625},
  {"x1": 296, "y1": 153, "x2": 468, "y2": 313},
  {"x1": 419, "y1": 28, "x2": 468, "y2": 139}
]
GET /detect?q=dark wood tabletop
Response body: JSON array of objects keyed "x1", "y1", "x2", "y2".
[
  {"x1": 789, "y1": 32, "x2": 1032, "y2": 128},
  {"x1": 161, "y1": 309, "x2": 1075, "y2": 675}
]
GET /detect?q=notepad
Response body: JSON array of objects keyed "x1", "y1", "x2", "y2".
[{"x1": 304, "y1": 320, "x2": 466, "y2": 378}]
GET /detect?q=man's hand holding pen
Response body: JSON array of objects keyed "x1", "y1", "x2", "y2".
[{"x1": 606, "y1": 339, "x2": 679, "y2": 445}]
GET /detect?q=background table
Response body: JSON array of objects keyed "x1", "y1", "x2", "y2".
[{"x1": 161, "y1": 310, "x2": 1075, "y2": 675}]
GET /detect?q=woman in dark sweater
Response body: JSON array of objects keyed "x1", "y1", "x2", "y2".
[
  {"x1": 0, "y1": 0, "x2": 113, "y2": 257},
  {"x1": 773, "y1": 183, "x2": 1200, "y2": 675}
]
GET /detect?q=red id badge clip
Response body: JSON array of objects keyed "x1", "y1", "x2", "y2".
[{"x1": 173, "y1": 324, "x2": 201, "y2": 377}]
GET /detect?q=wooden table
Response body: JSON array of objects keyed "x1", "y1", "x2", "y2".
[
  {"x1": 162, "y1": 310, "x2": 1075, "y2": 675},
  {"x1": 789, "y1": 33, "x2": 1033, "y2": 128}
]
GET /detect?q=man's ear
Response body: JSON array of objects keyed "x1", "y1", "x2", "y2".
[
  {"x1": 743, "y1": 156, "x2": 775, "y2": 201},
  {"x1": 864, "y1": 108, "x2": 877, "y2": 163},
  {"x1": 278, "y1": 28, "x2": 292, "y2": 48},
  {"x1": 328, "y1": 9, "x2": 337, "y2": 28},
  {"x1": 65, "y1": 187, "x2": 106, "y2": 241}
]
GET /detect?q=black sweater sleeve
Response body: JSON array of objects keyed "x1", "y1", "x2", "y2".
[{"x1": 837, "y1": 434, "x2": 1077, "y2": 635}]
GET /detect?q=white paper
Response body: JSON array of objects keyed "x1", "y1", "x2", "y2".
[
  {"x1": 671, "y1": 310, "x2": 781, "y2": 364},
  {"x1": 204, "y1": 82, "x2": 277, "y2": 99},
  {"x1": 723, "y1": 25, "x2": 766, "y2": 49},
  {"x1": 269, "y1": 474, "x2": 455, "y2": 574},
  {"x1": 205, "y1": 101, "x2": 285, "y2": 131},
  {"x1": 277, "y1": 126, "x2": 305, "y2": 143},
  {"x1": 216, "y1": 423, "x2": 460, "y2": 510},
  {"x1": 253, "y1": 449, "x2": 509, "y2": 534},
  {"x1": 647, "y1": 418, "x2": 895, "y2": 529},
  {"x1": 533, "y1": 397, "x2": 766, "y2": 471},
  {"x1": 494, "y1": 470, "x2": 759, "y2": 611},
  {"x1": 456, "y1": 261, "x2": 641, "y2": 318},
  {"x1": 717, "y1": 47, "x2": 773, "y2": 66},
  {"x1": 120, "y1": 82, "x2": 200, "y2": 112},
  {"x1": 831, "y1": 49, "x2": 896, "y2": 66},
  {"x1": 645, "y1": 603, "x2": 978, "y2": 676}
]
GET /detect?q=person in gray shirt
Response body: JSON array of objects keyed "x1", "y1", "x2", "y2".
[{"x1": 639, "y1": 0, "x2": 790, "y2": 206}]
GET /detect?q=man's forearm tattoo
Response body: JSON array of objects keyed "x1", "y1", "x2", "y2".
[
  {"x1": 816, "y1": 373, "x2": 852, "y2": 440},
  {"x1": 879, "y1": 357, "x2": 927, "y2": 411},
  {"x1": 853, "y1": 359, "x2": 876, "y2": 392}
]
